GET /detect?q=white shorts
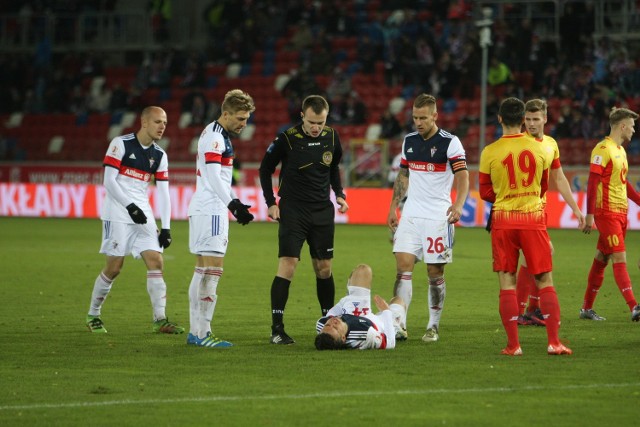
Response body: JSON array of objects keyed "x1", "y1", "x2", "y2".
[
  {"x1": 189, "y1": 214, "x2": 229, "y2": 256},
  {"x1": 99, "y1": 220, "x2": 162, "y2": 259},
  {"x1": 335, "y1": 285, "x2": 372, "y2": 316},
  {"x1": 393, "y1": 216, "x2": 454, "y2": 264},
  {"x1": 335, "y1": 286, "x2": 405, "y2": 328}
]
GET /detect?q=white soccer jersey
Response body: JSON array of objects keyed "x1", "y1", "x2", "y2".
[
  {"x1": 188, "y1": 121, "x2": 235, "y2": 216},
  {"x1": 400, "y1": 129, "x2": 467, "y2": 219},
  {"x1": 101, "y1": 133, "x2": 169, "y2": 223}
]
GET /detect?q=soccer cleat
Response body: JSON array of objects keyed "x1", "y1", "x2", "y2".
[
  {"x1": 579, "y1": 309, "x2": 606, "y2": 321},
  {"x1": 186, "y1": 333, "x2": 198, "y2": 345},
  {"x1": 194, "y1": 332, "x2": 233, "y2": 348},
  {"x1": 270, "y1": 324, "x2": 295, "y2": 345},
  {"x1": 548, "y1": 343, "x2": 572, "y2": 355},
  {"x1": 153, "y1": 318, "x2": 185, "y2": 334},
  {"x1": 395, "y1": 326, "x2": 408, "y2": 341},
  {"x1": 520, "y1": 309, "x2": 546, "y2": 326},
  {"x1": 421, "y1": 326, "x2": 439, "y2": 342},
  {"x1": 501, "y1": 346, "x2": 523, "y2": 356},
  {"x1": 631, "y1": 305, "x2": 640, "y2": 322},
  {"x1": 86, "y1": 315, "x2": 107, "y2": 333}
]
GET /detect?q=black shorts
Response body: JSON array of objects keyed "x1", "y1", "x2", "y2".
[{"x1": 278, "y1": 198, "x2": 335, "y2": 259}]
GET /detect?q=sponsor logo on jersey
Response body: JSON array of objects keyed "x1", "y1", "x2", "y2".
[
  {"x1": 322, "y1": 151, "x2": 333, "y2": 165},
  {"x1": 122, "y1": 167, "x2": 152, "y2": 182}
]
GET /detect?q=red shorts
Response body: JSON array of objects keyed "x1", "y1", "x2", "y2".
[
  {"x1": 491, "y1": 228, "x2": 552, "y2": 274},
  {"x1": 595, "y1": 212, "x2": 627, "y2": 254}
]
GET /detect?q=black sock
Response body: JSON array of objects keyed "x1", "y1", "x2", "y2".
[
  {"x1": 271, "y1": 276, "x2": 291, "y2": 329},
  {"x1": 316, "y1": 275, "x2": 335, "y2": 316}
]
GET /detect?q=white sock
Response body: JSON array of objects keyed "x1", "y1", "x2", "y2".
[
  {"x1": 147, "y1": 270, "x2": 167, "y2": 322},
  {"x1": 395, "y1": 272, "x2": 413, "y2": 315},
  {"x1": 88, "y1": 272, "x2": 113, "y2": 316},
  {"x1": 198, "y1": 267, "x2": 222, "y2": 338},
  {"x1": 427, "y1": 276, "x2": 446, "y2": 329},
  {"x1": 188, "y1": 267, "x2": 204, "y2": 336}
]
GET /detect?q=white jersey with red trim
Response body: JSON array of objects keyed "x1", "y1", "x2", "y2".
[
  {"x1": 400, "y1": 128, "x2": 467, "y2": 219},
  {"x1": 101, "y1": 133, "x2": 169, "y2": 223},
  {"x1": 188, "y1": 121, "x2": 235, "y2": 216}
]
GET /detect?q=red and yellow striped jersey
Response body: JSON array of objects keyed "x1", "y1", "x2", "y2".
[
  {"x1": 590, "y1": 136, "x2": 629, "y2": 214},
  {"x1": 479, "y1": 133, "x2": 550, "y2": 229}
]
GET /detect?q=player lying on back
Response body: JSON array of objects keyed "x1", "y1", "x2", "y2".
[{"x1": 315, "y1": 264, "x2": 406, "y2": 350}]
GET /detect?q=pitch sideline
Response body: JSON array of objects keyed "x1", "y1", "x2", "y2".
[{"x1": 1, "y1": 382, "x2": 639, "y2": 411}]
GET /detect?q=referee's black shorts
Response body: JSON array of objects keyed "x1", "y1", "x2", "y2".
[{"x1": 278, "y1": 198, "x2": 335, "y2": 260}]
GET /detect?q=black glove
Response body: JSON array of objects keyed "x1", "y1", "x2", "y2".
[
  {"x1": 158, "y1": 229, "x2": 172, "y2": 248},
  {"x1": 126, "y1": 203, "x2": 147, "y2": 224},
  {"x1": 228, "y1": 199, "x2": 254, "y2": 225}
]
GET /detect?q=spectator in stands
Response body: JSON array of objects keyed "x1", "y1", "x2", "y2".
[
  {"x1": 326, "y1": 66, "x2": 352, "y2": 101},
  {"x1": 487, "y1": 55, "x2": 513, "y2": 88},
  {"x1": 342, "y1": 91, "x2": 367, "y2": 125},
  {"x1": 380, "y1": 107, "x2": 402, "y2": 139},
  {"x1": 89, "y1": 82, "x2": 112, "y2": 114},
  {"x1": 109, "y1": 83, "x2": 129, "y2": 113},
  {"x1": 356, "y1": 35, "x2": 381, "y2": 74}
]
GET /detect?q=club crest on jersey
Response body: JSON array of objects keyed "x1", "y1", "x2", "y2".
[
  {"x1": 431, "y1": 147, "x2": 437, "y2": 157},
  {"x1": 149, "y1": 158, "x2": 155, "y2": 168},
  {"x1": 322, "y1": 151, "x2": 333, "y2": 165}
]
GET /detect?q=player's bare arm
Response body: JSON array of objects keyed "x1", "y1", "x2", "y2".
[
  {"x1": 551, "y1": 167, "x2": 586, "y2": 230},
  {"x1": 388, "y1": 168, "x2": 409, "y2": 231},
  {"x1": 448, "y1": 169, "x2": 469, "y2": 223}
]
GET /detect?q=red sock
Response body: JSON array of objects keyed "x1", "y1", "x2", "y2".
[
  {"x1": 539, "y1": 286, "x2": 561, "y2": 346},
  {"x1": 528, "y1": 278, "x2": 540, "y2": 311},
  {"x1": 516, "y1": 266, "x2": 534, "y2": 315},
  {"x1": 583, "y1": 259, "x2": 607, "y2": 310},
  {"x1": 499, "y1": 289, "x2": 519, "y2": 349},
  {"x1": 612, "y1": 262, "x2": 638, "y2": 310}
]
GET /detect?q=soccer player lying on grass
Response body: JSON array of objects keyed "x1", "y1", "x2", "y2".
[{"x1": 315, "y1": 264, "x2": 406, "y2": 350}]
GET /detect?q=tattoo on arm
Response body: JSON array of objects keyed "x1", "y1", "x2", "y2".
[{"x1": 392, "y1": 169, "x2": 409, "y2": 204}]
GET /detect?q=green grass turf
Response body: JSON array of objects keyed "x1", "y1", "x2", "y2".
[{"x1": 0, "y1": 217, "x2": 639, "y2": 426}]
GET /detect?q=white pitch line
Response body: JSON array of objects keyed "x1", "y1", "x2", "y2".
[{"x1": 2, "y1": 382, "x2": 639, "y2": 411}]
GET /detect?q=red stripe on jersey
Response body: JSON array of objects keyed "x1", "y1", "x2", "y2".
[
  {"x1": 104, "y1": 155, "x2": 121, "y2": 169},
  {"x1": 205, "y1": 152, "x2": 222, "y2": 163},
  {"x1": 400, "y1": 157, "x2": 409, "y2": 167},
  {"x1": 119, "y1": 166, "x2": 152, "y2": 182},
  {"x1": 221, "y1": 156, "x2": 233, "y2": 167},
  {"x1": 379, "y1": 333, "x2": 388, "y2": 349},
  {"x1": 551, "y1": 158, "x2": 561, "y2": 169},
  {"x1": 601, "y1": 162, "x2": 613, "y2": 211},
  {"x1": 156, "y1": 170, "x2": 169, "y2": 181},
  {"x1": 408, "y1": 161, "x2": 447, "y2": 172}
]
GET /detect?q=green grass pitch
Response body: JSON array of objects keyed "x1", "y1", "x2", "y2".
[{"x1": 0, "y1": 217, "x2": 638, "y2": 426}]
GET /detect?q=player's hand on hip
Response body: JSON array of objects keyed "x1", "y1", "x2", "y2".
[{"x1": 126, "y1": 203, "x2": 147, "y2": 224}]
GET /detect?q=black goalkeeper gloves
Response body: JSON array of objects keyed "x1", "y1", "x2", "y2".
[
  {"x1": 126, "y1": 203, "x2": 147, "y2": 224},
  {"x1": 158, "y1": 229, "x2": 172, "y2": 248},
  {"x1": 228, "y1": 199, "x2": 254, "y2": 225}
]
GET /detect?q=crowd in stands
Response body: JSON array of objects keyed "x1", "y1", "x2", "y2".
[{"x1": 1, "y1": 0, "x2": 640, "y2": 164}]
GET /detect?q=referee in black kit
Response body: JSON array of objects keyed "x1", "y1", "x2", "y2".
[{"x1": 259, "y1": 94, "x2": 349, "y2": 344}]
